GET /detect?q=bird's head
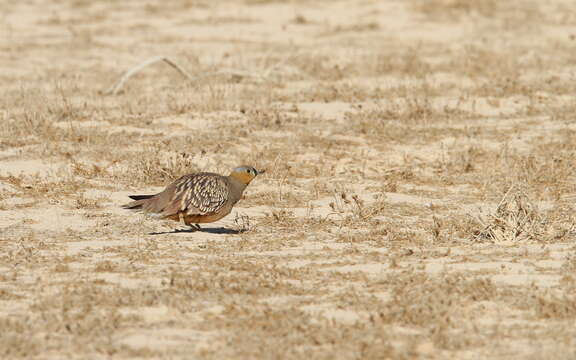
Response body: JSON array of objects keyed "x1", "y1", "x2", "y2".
[{"x1": 229, "y1": 165, "x2": 265, "y2": 185}]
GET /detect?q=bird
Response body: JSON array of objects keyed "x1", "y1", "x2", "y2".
[{"x1": 122, "y1": 165, "x2": 264, "y2": 231}]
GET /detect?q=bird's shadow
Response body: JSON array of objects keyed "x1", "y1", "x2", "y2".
[{"x1": 149, "y1": 226, "x2": 244, "y2": 235}]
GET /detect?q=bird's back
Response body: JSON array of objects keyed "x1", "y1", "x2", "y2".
[{"x1": 123, "y1": 172, "x2": 232, "y2": 218}]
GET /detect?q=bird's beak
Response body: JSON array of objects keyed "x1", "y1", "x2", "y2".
[{"x1": 257, "y1": 169, "x2": 266, "y2": 175}]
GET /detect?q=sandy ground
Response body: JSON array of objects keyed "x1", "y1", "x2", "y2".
[{"x1": 2, "y1": 0, "x2": 576, "y2": 359}]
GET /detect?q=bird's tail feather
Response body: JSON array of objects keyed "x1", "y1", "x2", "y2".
[
  {"x1": 129, "y1": 195, "x2": 154, "y2": 201},
  {"x1": 122, "y1": 194, "x2": 154, "y2": 210}
]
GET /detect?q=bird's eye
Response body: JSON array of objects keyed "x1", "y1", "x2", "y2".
[{"x1": 246, "y1": 169, "x2": 250, "y2": 173}]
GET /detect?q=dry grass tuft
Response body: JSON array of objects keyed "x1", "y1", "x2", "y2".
[{"x1": 472, "y1": 186, "x2": 547, "y2": 243}]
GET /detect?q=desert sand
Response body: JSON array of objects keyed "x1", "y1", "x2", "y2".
[{"x1": 1, "y1": 0, "x2": 576, "y2": 359}]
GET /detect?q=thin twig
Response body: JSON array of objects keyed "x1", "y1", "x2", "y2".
[{"x1": 495, "y1": 183, "x2": 516, "y2": 211}]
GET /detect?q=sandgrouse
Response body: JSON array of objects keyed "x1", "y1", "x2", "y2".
[{"x1": 122, "y1": 165, "x2": 263, "y2": 230}]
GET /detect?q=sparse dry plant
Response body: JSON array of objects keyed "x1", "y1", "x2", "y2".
[
  {"x1": 471, "y1": 185, "x2": 547, "y2": 243},
  {"x1": 1, "y1": 0, "x2": 575, "y2": 358},
  {"x1": 126, "y1": 149, "x2": 200, "y2": 185},
  {"x1": 534, "y1": 291, "x2": 576, "y2": 320}
]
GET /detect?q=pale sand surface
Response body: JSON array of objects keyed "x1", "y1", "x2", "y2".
[{"x1": 1, "y1": 0, "x2": 576, "y2": 359}]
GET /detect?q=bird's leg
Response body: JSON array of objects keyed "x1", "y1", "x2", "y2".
[
  {"x1": 185, "y1": 223, "x2": 201, "y2": 232},
  {"x1": 183, "y1": 216, "x2": 201, "y2": 231}
]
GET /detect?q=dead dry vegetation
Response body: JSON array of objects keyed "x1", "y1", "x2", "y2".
[{"x1": 2, "y1": 0, "x2": 576, "y2": 358}]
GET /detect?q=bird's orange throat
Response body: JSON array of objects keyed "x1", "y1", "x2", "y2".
[{"x1": 229, "y1": 171, "x2": 254, "y2": 185}]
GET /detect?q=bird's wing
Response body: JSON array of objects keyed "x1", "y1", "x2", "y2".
[{"x1": 161, "y1": 173, "x2": 229, "y2": 217}]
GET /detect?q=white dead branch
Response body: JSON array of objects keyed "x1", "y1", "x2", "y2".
[{"x1": 103, "y1": 56, "x2": 268, "y2": 95}]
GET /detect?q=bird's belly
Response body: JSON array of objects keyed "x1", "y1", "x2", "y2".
[{"x1": 184, "y1": 208, "x2": 231, "y2": 224}]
